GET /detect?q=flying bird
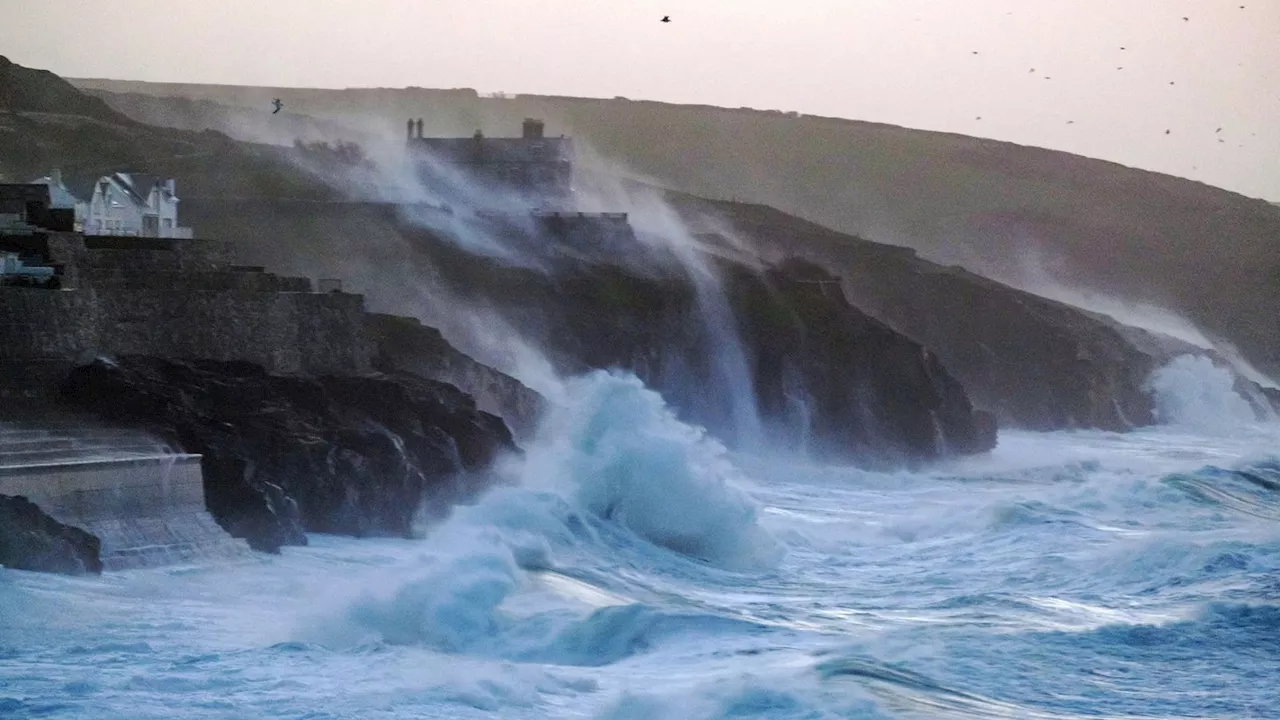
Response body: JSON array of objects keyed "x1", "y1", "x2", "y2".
[
  {"x1": 271, "y1": 98, "x2": 283, "y2": 114},
  {"x1": 661, "y1": 15, "x2": 670, "y2": 22}
]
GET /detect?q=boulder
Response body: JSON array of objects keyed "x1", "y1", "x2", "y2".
[{"x1": 0, "y1": 494, "x2": 102, "y2": 575}]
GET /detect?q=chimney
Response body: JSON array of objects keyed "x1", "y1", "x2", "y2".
[
  {"x1": 407, "y1": 118, "x2": 414, "y2": 141},
  {"x1": 166, "y1": 179, "x2": 176, "y2": 195},
  {"x1": 416, "y1": 118, "x2": 423, "y2": 139},
  {"x1": 522, "y1": 118, "x2": 544, "y2": 139},
  {"x1": 51, "y1": 168, "x2": 62, "y2": 186}
]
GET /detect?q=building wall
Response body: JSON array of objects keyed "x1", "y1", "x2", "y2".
[{"x1": 85, "y1": 180, "x2": 144, "y2": 236}]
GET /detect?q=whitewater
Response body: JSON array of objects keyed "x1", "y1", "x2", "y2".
[{"x1": 3, "y1": 362, "x2": 1279, "y2": 719}]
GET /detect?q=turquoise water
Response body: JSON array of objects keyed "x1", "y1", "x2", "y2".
[{"x1": 2, "y1": 370, "x2": 1278, "y2": 719}]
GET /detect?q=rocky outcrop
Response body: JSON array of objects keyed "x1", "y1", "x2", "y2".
[
  {"x1": 58, "y1": 357, "x2": 517, "y2": 552},
  {"x1": 0, "y1": 494, "x2": 102, "y2": 575},
  {"x1": 412, "y1": 230, "x2": 995, "y2": 465},
  {"x1": 671, "y1": 199, "x2": 1184, "y2": 432},
  {"x1": 727, "y1": 259, "x2": 997, "y2": 461},
  {"x1": 366, "y1": 314, "x2": 546, "y2": 440}
]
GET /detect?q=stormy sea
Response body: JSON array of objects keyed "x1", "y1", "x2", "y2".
[{"x1": 2, "y1": 357, "x2": 1278, "y2": 719}]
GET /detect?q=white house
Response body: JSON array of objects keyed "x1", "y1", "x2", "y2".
[{"x1": 83, "y1": 172, "x2": 193, "y2": 238}]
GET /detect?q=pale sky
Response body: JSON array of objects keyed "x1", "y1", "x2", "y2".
[{"x1": 4, "y1": 0, "x2": 1278, "y2": 200}]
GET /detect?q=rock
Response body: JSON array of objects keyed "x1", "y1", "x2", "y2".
[
  {"x1": 674, "y1": 199, "x2": 1175, "y2": 431},
  {"x1": 412, "y1": 231, "x2": 995, "y2": 465},
  {"x1": 0, "y1": 494, "x2": 102, "y2": 575},
  {"x1": 727, "y1": 259, "x2": 996, "y2": 461},
  {"x1": 58, "y1": 356, "x2": 517, "y2": 552},
  {"x1": 366, "y1": 314, "x2": 546, "y2": 440}
]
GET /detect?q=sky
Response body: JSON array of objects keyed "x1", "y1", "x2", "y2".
[{"x1": 3, "y1": 0, "x2": 1278, "y2": 200}]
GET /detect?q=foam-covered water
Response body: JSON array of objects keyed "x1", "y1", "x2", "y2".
[{"x1": 3, "y1": 368, "x2": 1279, "y2": 719}]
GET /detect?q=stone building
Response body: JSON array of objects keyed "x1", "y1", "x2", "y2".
[{"x1": 406, "y1": 118, "x2": 573, "y2": 206}]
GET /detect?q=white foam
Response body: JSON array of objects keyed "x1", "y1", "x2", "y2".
[{"x1": 1144, "y1": 355, "x2": 1259, "y2": 430}]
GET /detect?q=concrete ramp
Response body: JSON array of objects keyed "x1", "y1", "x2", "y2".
[{"x1": 0, "y1": 423, "x2": 251, "y2": 570}]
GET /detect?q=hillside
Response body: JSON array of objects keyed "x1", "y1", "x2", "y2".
[
  {"x1": 69, "y1": 76, "x2": 1280, "y2": 380},
  {"x1": 0, "y1": 57, "x2": 331, "y2": 199}
]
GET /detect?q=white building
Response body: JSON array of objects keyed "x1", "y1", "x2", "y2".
[{"x1": 83, "y1": 172, "x2": 193, "y2": 238}]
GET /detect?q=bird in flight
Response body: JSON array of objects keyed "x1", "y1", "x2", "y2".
[
  {"x1": 272, "y1": 98, "x2": 283, "y2": 114},
  {"x1": 661, "y1": 15, "x2": 670, "y2": 23}
]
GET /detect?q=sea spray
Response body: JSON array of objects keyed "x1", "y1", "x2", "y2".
[
  {"x1": 521, "y1": 371, "x2": 781, "y2": 572},
  {"x1": 301, "y1": 369, "x2": 780, "y2": 660},
  {"x1": 1144, "y1": 355, "x2": 1258, "y2": 430},
  {"x1": 574, "y1": 162, "x2": 766, "y2": 450}
]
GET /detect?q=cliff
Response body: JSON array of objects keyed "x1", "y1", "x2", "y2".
[
  {"x1": 178, "y1": 197, "x2": 1224, "y2": 435},
  {"x1": 401, "y1": 225, "x2": 995, "y2": 464},
  {"x1": 668, "y1": 198, "x2": 1171, "y2": 430},
  {"x1": 366, "y1": 314, "x2": 546, "y2": 440},
  {"x1": 69, "y1": 76, "x2": 1280, "y2": 382},
  {"x1": 59, "y1": 357, "x2": 517, "y2": 552}
]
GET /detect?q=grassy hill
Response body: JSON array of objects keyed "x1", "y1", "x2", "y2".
[
  {"x1": 68, "y1": 75, "x2": 1280, "y2": 380},
  {"x1": 0, "y1": 57, "x2": 331, "y2": 199}
]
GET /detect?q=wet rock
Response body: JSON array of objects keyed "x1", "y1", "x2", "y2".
[
  {"x1": 366, "y1": 314, "x2": 546, "y2": 440},
  {"x1": 413, "y1": 233, "x2": 995, "y2": 465},
  {"x1": 59, "y1": 357, "x2": 517, "y2": 552},
  {"x1": 0, "y1": 494, "x2": 102, "y2": 575}
]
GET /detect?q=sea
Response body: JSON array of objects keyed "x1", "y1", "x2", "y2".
[{"x1": 2, "y1": 360, "x2": 1278, "y2": 719}]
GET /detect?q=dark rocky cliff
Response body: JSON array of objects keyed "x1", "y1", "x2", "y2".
[
  {"x1": 670, "y1": 197, "x2": 1216, "y2": 431},
  {"x1": 0, "y1": 494, "x2": 102, "y2": 575},
  {"x1": 366, "y1": 314, "x2": 546, "y2": 440},
  {"x1": 59, "y1": 357, "x2": 517, "y2": 552},
  {"x1": 409, "y1": 229, "x2": 995, "y2": 465},
  {"x1": 68, "y1": 74, "x2": 1280, "y2": 381},
  {"x1": 181, "y1": 197, "x2": 1206, "y2": 436}
]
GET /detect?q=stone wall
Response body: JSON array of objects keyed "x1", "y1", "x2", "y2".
[{"x1": 0, "y1": 287, "x2": 370, "y2": 399}]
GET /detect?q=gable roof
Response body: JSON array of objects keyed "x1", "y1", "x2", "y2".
[{"x1": 101, "y1": 173, "x2": 176, "y2": 207}]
